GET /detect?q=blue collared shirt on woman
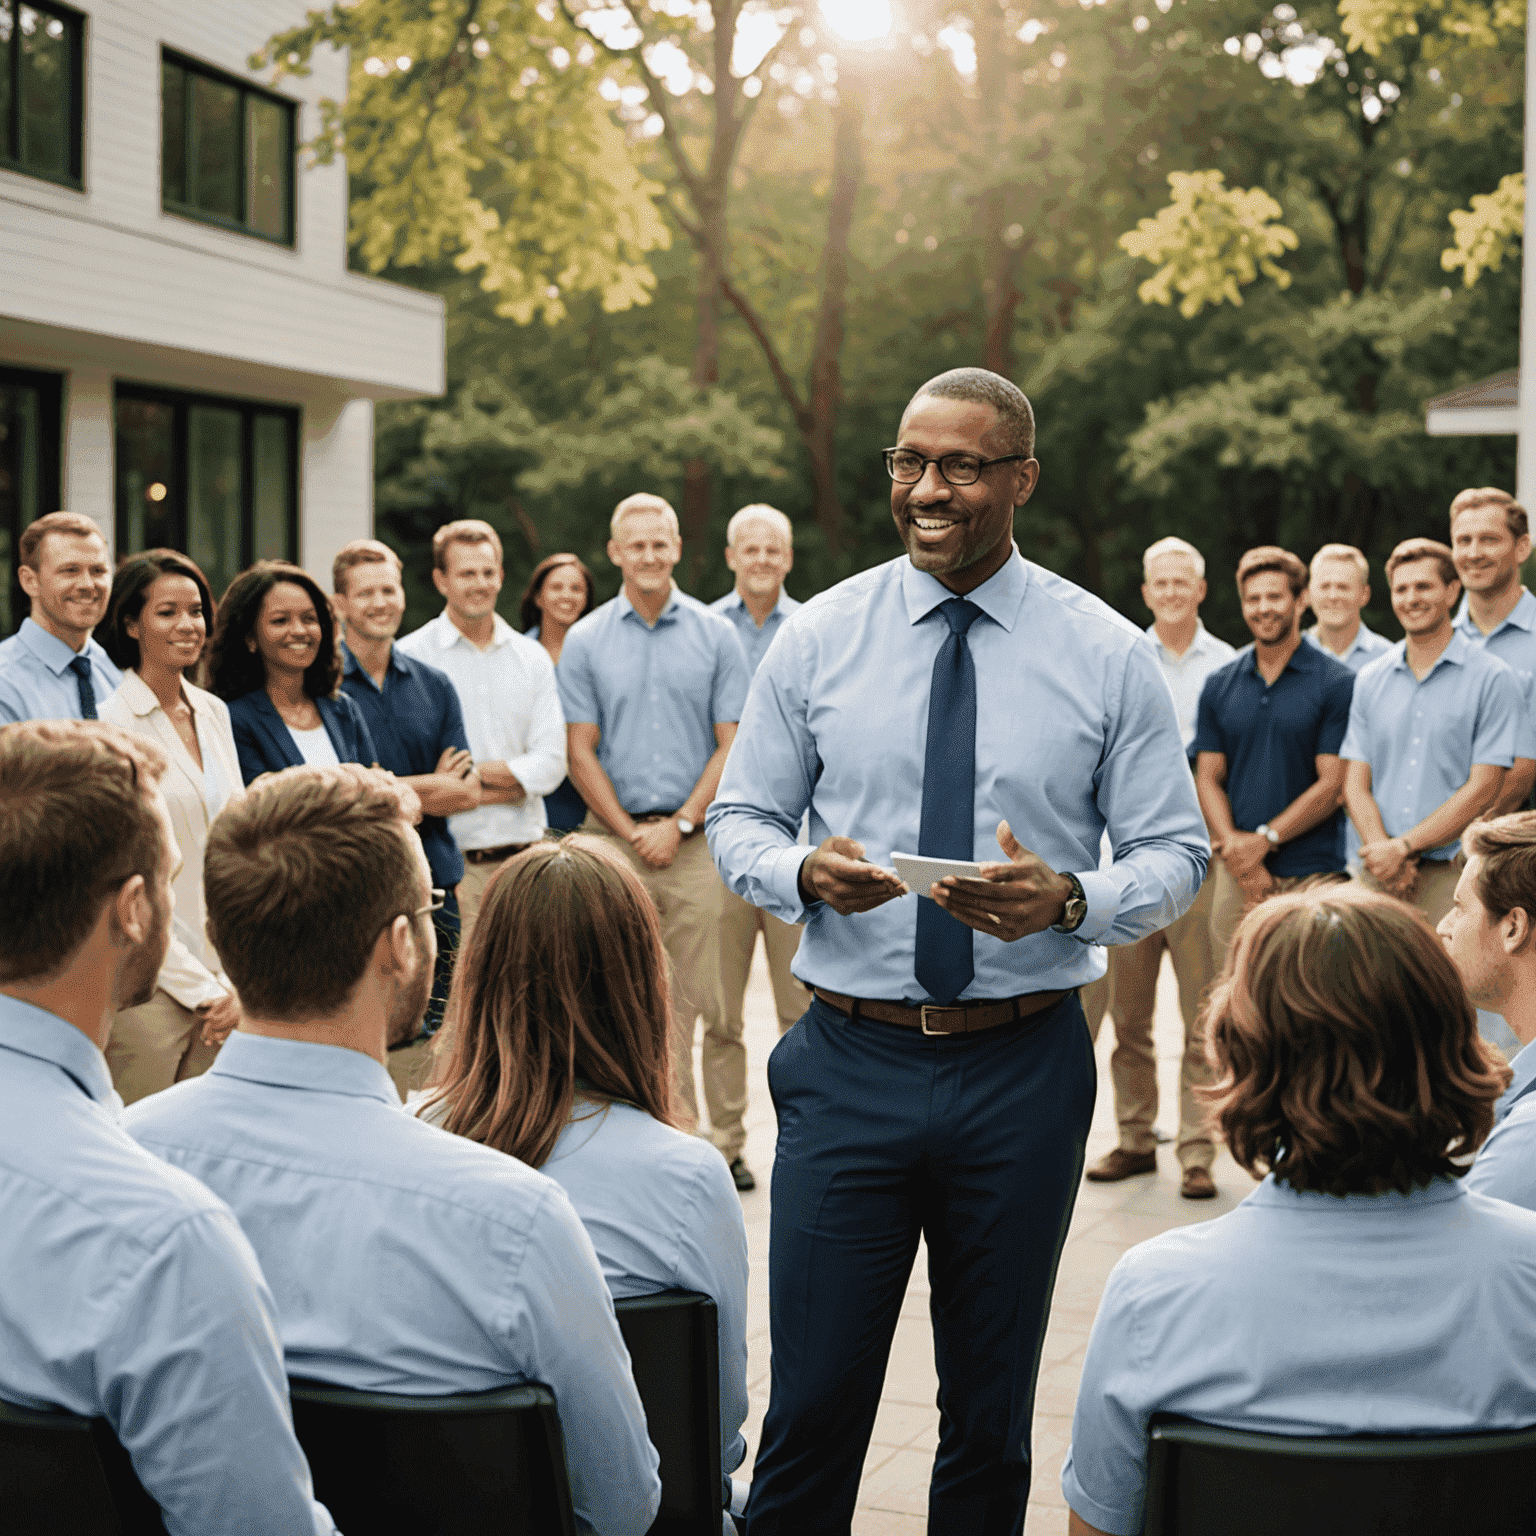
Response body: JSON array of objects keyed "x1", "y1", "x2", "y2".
[
  {"x1": 226, "y1": 688, "x2": 378, "y2": 785},
  {"x1": 1062, "y1": 1175, "x2": 1536, "y2": 1536}
]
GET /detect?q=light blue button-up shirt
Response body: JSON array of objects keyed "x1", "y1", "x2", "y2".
[
  {"x1": 0, "y1": 616, "x2": 122, "y2": 722},
  {"x1": 0, "y1": 997, "x2": 334, "y2": 1536},
  {"x1": 1455, "y1": 587, "x2": 1536, "y2": 758},
  {"x1": 124, "y1": 1032, "x2": 661, "y2": 1536},
  {"x1": 559, "y1": 586, "x2": 751, "y2": 815},
  {"x1": 1339, "y1": 633, "x2": 1521, "y2": 858},
  {"x1": 1147, "y1": 620, "x2": 1236, "y2": 751},
  {"x1": 706, "y1": 549, "x2": 1209, "y2": 1001},
  {"x1": 1304, "y1": 620, "x2": 1393, "y2": 674},
  {"x1": 709, "y1": 587, "x2": 802, "y2": 676},
  {"x1": 1466, "y1": 1040, "x2": 1536, "y2": 1206},
  {"x1": 1062, "y1": 1175, "x2": 1536, "y2": 1536}
]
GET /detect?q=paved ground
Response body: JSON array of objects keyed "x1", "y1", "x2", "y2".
[{"x1": 704, "y1": 948, "x2": 1260, "y2": 1534}]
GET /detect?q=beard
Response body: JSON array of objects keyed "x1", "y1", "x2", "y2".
[
  {"x1": 117, "y1": 900, "x2": 171, "y2": 1011},
  {"x1": 385, "y1": 944, "x2": 434, "y2": 1049}
]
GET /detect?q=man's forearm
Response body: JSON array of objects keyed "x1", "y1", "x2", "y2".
[
  {"x1": 1344, "y1": 769, "x2": 1389, "y2": 844},
  {"x1": 1270, "y1": 778, "x2": 1344, "y2": 844},
  {"x1": 1194, "y1": 769, "x2": 1237, "y2": 845},
  {"x1": 1404, "y1": 771, "x2": 1505, "y2": 853},
  {"x1": 679, "y1": 743, "x2": 733, "y2": 825},
  {"x1": 1493, "y1": 758, "x2": 1536, "y2": 817},
  {"x1": 403, "y1": 772, "x2": 482, "y2": 817},
  {"x1": 568, "y1": 742, "x2": 633, "y2": 838}
]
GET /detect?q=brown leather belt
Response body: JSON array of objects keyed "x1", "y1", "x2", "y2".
[
  {"x1": 813, "y1": 986, "x2": 1068, "y2": 1037},
  {"x1": 463, "y1": 841, "x2": 533, "y2": 866}
]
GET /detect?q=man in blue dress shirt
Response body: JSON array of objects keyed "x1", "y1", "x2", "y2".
[
  {"x1": 560, "y1": 493, "x2": 753, "y2": 1182},
  {"x1": 1342, "y1": 538, "x2": 1521, "y2": 930},
  {"x1": 707, "y1": 368, "x2": 1207, "y2": 1533},
  {"x1": 1064, "y1": 885, "x2": 1536, "y2": 1536},
  {"x1": 1441, "y1": 814, "x2": 1536, "y2": 1205},
  {"x1": 124, "y1": 763, "x2": 661, "y2": 1536},
  {"x1": 333, "y1": 538, "x2": 482, "y2": 1095},
  {"x1": 1302, "y1": 543, "x2": 1392, "y2": 673},
  {"x1": 1451, "y1": 487, "x2": 1536, "y2": 814},
  {"x1": 0, "y1": 512, "x2": 120, "y2": 721},
  {"x1": 710, "y1": 504, "x2": 808, "y2": 1185},
  {"x1": 0, "y1": 720, "x2": 334, "y2": 1536}
]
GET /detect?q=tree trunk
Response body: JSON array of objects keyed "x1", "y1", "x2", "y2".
[{"x1": 682, "y1": 216, "x2": 724, "y2": 588}]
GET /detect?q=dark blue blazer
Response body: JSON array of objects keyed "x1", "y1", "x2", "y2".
[{"x1": 227, "y1": 689, "x2": 379, "y2": 786}]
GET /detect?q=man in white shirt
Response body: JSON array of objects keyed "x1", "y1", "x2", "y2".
[
  {"x1": 1303, "y1": 543, "x2": 1392, "y2": 673},
  {"x1": 397, "y1": 520, "x2": 567, "y2": 944},
  {"x1": 1083, "y1": 537, "x2": 1234, "y2": 1200}
]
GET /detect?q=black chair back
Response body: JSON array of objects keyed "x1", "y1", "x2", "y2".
[
  {"x1": 1145, "y1": 1413, "x2": 1536, "y2": 1536},
  {"x1": 288, "y1": 1378, "x2": 576, "y2": 1536},
  {"x1": 0, "y1": 1396, "x2": 166, "y2": 1535},
  {"x1": 615, "y1": 1290, "x2": 722, "y2": 1536}
]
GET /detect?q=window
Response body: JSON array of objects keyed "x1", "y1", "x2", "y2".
[
  {"x1": 0, "y1": 367, "x2": 62, "y2": 637},
  {"x1": 0, "y1": 1, "x2": 84, "y2": 188},
  {"x1": 115, "y1": 385, "x2": 298, "y2": 603},
  {"x1": 161, "y1": 51, "x2": 294, "y2": 244}
]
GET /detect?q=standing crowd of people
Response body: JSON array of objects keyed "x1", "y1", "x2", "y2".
[{"x1": 6, "y1": 366, "x2": 1536, "y2": 1536}]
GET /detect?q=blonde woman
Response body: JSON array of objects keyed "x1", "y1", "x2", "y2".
[{"x1": 100, "y1": 551, "x2": 242, "y2": 1103}]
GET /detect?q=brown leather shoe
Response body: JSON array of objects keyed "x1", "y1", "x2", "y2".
[
  {"x1": 1085, "y1": 1148, "x2": 1157, "y2": 1182},
  {"x1": 1181, "y1": 1167, "x2": 1217, "y2": 1200}
]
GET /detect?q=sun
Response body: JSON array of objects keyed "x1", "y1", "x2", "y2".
[{"x1": 819, "y1": 0, "x2": 893, "y2": 43}]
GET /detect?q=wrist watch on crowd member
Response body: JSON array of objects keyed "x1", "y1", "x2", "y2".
[{"x1": 1254, "y1": 823, "x2": 1282, "y2": 849}]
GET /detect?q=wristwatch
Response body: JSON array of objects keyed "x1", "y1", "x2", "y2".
[
  {"x1": 1052, "y1": 873, "x2": 1088, "y2": 934},
  {"x1": 1255, "y1": 823, "x2": 1281, "y2": 848},
  {"x1": 675, "y1": 817, "x2": 695, "y2": 837}
]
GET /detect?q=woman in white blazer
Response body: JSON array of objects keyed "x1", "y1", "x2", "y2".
[{"x1": 99, "y1": 552, "x2": 244, "y2": 1104}]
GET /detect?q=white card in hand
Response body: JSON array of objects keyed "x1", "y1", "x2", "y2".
[{"x1": 892, "y1": 851, "x2": 988, "y2": 890}]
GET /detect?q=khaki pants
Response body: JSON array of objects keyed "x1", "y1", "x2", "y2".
[
  {"x1": 107, "y1": 988, "x2": 222, "y2": 1107},
  {"x1": 721, "y1": 886, "x2": 809, "y2": 1036},
  {"x1": 1090, "y1": 876, "x2": 1218, "y2": 1171},
  {"x1": 456, "y1": 855, "x2": 507, "y2": 954},
  {"x1": 1209, "y1": 860, "x2": 1334, "y2": 963},
  {"x1": 1353, "y1": 856, "x2": 1462, "y2": 927},
  {"x1": 583, "y1": 816, "x2": 731, "y2": 1147}
]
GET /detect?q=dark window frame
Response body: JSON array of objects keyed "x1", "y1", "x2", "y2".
[
  {"x1": 160, "y1": 48, "x2": 296, "y2": 246},
  {"x1": 0, "y1": 0, "x2": 86, "y2": 190},
  {"x1": 114, "y1": 381, "x2": 300, "y2": 587},
  {"x1": 0, "y1": 363, "x2": 64, "y2": 639}
]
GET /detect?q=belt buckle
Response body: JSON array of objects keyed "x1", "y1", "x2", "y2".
[{"x1": 920, "y1": 1005, "x2": 965, "y2": 1036}]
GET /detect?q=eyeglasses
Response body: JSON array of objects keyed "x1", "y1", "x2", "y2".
[
  {"x1": 411, "y1": 889, "x2": 447, "y2": 919},
  {"x1": 883, "y1": 449, "x2": 1028, "y2": 487}
]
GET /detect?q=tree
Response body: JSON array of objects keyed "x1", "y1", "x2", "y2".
[{"x1": 1443, "y1": 170, "x2": 1524, "y2": 285}]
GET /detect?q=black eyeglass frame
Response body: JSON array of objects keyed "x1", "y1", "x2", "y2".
[{"x1": 882, "y1": 448, "x2": 1030, "y2": 486}]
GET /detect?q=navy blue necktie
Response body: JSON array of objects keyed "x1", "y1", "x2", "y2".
[
  {"x1": 69, "y1": 655, "x2": 98, "y2": 720},
  {"x1": 914, "y1": 598, "x2": 983, "y2": 1004}
]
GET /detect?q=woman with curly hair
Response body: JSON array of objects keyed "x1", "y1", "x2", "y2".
[
  {"x1": 207, "y1": 561, "x2": 376, "y2": 784},
  {"x1": 1063, "y1": 884, "x2": 1536, "y2": 1536},
  {"x1": 419, "y1": 835, "x2": 750, "y2": 1527}
]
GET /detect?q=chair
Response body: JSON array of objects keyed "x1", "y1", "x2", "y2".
[
  {"x1": 615, "y1": 1290, "x2": 723, "y2": 1536},
  {"x1": 1145, "y1": 1413, "x2": 1536, "y2": 1536},
  {"x1": 288, "y1": 1378, "x2": 576, "y2": 1536},
  {"x1": 0, "y1": 1396, "x2": 166, "y2": 1535}
]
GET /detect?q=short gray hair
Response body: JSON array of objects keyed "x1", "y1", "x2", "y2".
[
  {"x1": 726, "y1": 504, "x2": 793, "y2": 548},
  {"x1": 610, "y1": 493, "x2": 680, "y2": 540},
  {"x1": 907, "y1": 368, "x2": 1035, "y2": 459},
  {"x1": 1310, "y1": 543, "x2": 1369, "y2": 584},
  {"x1": 1143, "y1": 536, "x2": 1205, "y2": 579}
]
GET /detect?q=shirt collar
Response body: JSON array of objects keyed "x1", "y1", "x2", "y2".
[
  {"x1": 342, "y1": 642, "x2": 411, "y2": 687},
  {"x1": 1145, "y1": 618, "x2": 1219, "y2": 659},
  {"x1": 722, "y1": 588, "x2": 788, "y2": 623},
  {"x1": 900, "y1": 546, "x2": 1029, "y2": 633},
  {"x1": 617, "y1": 584, "x2": 681, "y2": 627},
  {"x1": 1502, "y1": 1040, "x2": 1536, "y2": 1111},
  {"x1": 18, "y1": 617, "x2": 99, "y2": 678},
  {"x1": 1241, "y1": 635, "x2": 1322, "y2": 680},
  {"x1": 1389, "y1": 629, "x2": 1469, "y2": 675},
  {"x1": 430, "y1": 611, "x2": 514, "y2": 651},
  {"x1": 1305, "y1": 621, "x2": 1378, "y2": 659},
  {"x1": 209, "y1": 1030, "x2": 401, "y2": 1105},
  {"x1": 1245, "y1": 1172, "x2": 1467, "y2": 1210},
  {"x1": 1455, "y1": 587, "x2": 1536, "y2": 640},
  {"x1": 0, "y1": 993, "x2": 118, "y2": 1108}
]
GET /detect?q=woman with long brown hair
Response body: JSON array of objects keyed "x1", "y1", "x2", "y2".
[
  {"x1": 519, "y1": 552, "x2": 595, "y2": 833},
  {"x1": 420, "y1": 835, "x2": 749, "y2": 1523}
]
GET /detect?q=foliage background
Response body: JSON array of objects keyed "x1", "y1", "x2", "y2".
[{"x1": 292, "y1": 0, "x2": 1524, "y2": 646}]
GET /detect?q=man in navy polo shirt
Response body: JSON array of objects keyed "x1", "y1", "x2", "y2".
[
  {"x1": 1195, "y1": 546, "x2": 1356, "y2": 959},
  {"x1": 333, "y1": 540, "x2": 481, "y2": 1097}
]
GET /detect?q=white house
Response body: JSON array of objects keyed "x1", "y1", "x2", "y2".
[{"x1": 0, "y1": 0, "x2": 445, "y2": 634}]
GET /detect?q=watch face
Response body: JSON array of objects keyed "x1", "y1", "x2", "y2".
[{"x1": 676, "y1": 818, "x2": 695, "y2": 836}]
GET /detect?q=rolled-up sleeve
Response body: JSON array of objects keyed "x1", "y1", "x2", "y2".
[
  {"x1": 1076, "y1": 638, "x2": 1209, "y2": 945},
  {"x1": 707, "y1": 626, "x2": 818, "y2": 924},
  {"x1": 508, "y1": 652, "x2": 568, "y2": 797}
]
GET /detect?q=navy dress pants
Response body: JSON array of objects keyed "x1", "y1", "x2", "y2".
[{"x1": 744, "y1": 991, "x2": 1096, "y2": 1536}]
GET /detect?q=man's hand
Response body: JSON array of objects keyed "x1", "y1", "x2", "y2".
[
  {"x1": 1360, "y1": 835, "x2": 1413, "y2": 886},
  {"x1": 631, "y1": 818, "x2": 683, "y2": 870},
  {"x1": 931, "y1": 821, "x2": 1074, "y2": 942},
  {"x1": 1220, "y1": 829, "x2": 1270, "y2": 879},
  {"x1": 340, "y1": 763, "x2": 424, "y2": 825},
  {"x1": 798, "y1": 837, "x2": 909, "y2": 914},
  {"x1": 436, "y1": 746, "x2": 475, "y2": 780},
  {"x1": 196, "y1": 993, "x2": 240, "y2": 1048},
  {"x1": 1234, "y1": 865, "x2": 1277, "y2": 904}
]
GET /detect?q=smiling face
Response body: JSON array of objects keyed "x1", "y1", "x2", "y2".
[
  {"x1": 609, "y1": 510, "x2": 681, "y2": 598},
  {"x1": 1309, "y1": 556, "x2": 1369, "y2": 630},
  {"x1": 336, "y1": 560, "x2": 406, "y2": 645},
  {"x1": 1142, "y1": 552, "x2": 1205, "y2": 628},
  {"x1": 890, "y1": 395, "x2": 1038, "y2": 590},
  {"x1": 1239, "y1": 569, "x2": 1303, "y2": 646},
  {"x1": 1452, "y1": 505, "x2": 1530, "y2": 600},
  {"x1": 535, "y1": 563, "x2": 589, "y2": 629},
  {"x1": 726, "y1": 518, "x2": 794, "y2": 603},
  {"x1": 251, "y1": 580, "x2": 324, "y2": 680},
  {"x1": 126, "y1": 573, "x2": 206, "y2": 676},
  {"x1": 20, "y1": 530, "x2": 112, "y2": 646},
  {"x1": 1391, "y1": 558, "x2": 1459, "y2": 639},
  {"x1": 433, "y1": 541, "x2": 503, "y2": 627}
]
